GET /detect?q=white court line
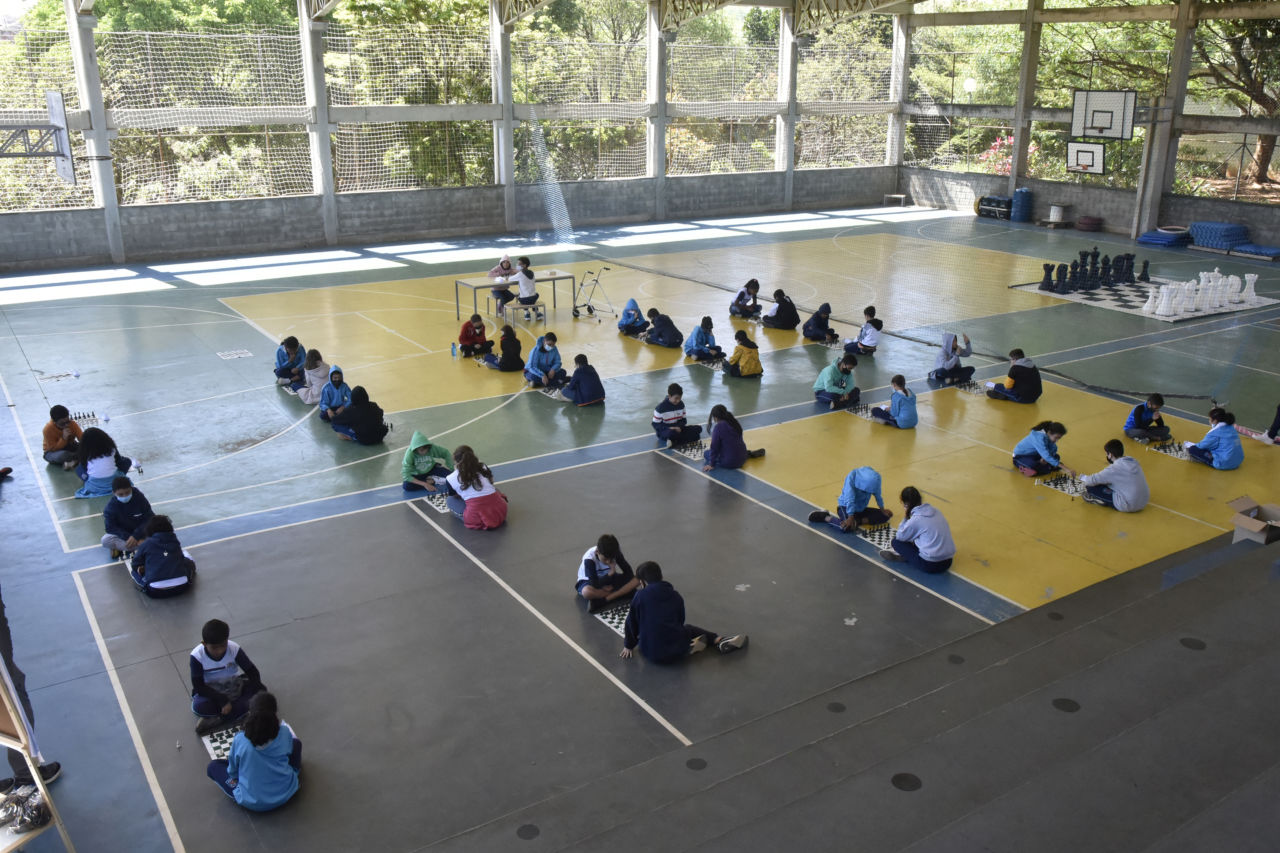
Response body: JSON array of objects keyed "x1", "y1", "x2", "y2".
[
  {"x1": 0, "y1": 371, "x2": 70, "y2": 551},
  {"x1": 110, "y1": 382, "x2": 279, "y2": 420},
  {"x1": 0, "y1": 318, "x2": 244, "y2": 339},
  {"x1": 1149, "y1": 343, "x2": 1280, "y2": 380},
  {"x1": 356, "y1": 311, "x2": 437, "y2": 354},
  {"x1": 72, "y1": 571, "x2": 186, "y2": 852},
  {"x1": 405, "y1": 500, "x2": 692, "y2": 746}
]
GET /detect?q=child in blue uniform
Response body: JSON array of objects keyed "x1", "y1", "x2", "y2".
[
  {"x1": 318, "y1": 365, "x2": 351, "y2": 422},
  {"x1": 803, "y1": 302, "x2": 837, "y2": 343},
  {"x1": 761, "y1": 289, "x2": 800, "y2": 330},
  {"x1": 274, "y1": 336, "x2": 304, "y2": 387},
  {"x1": 807, "y1": 465, "x2": 893, "y2": 530},
  {"x1": 618, "y1": 298, "x2": 649, "y2": 336},
  {"x1": 1012, "y1": 420, "x2": 1076, "y2": 477},
  {"x1": 130, "y1": 515, "x2": 196, "y2": 596},
  {"x1": 620, "y1": 562, "x2": 746, "y2": 663},
  {"x1": 1185, "y1": 407, "x2": 1243, "y2": 470},
  {"x1": 206, "y1": 692, "x2": 301, "y2": 812},
  {"x1": 930, "y1": 332, "x2": 974, "y2": 385},
  {"x1": 1123, "y1": 393, "x2": 1171, "y2": 444},
  {"x1": 702, "y1": 405, "x2": 764, "y2": 471},
  {"x1": 524, "y1": 332, "x2": 568, "y2": 388},
  {"x1": 190, "y1": 619, "x2": 266, "y2": 735},
  {"x1": 101, "y1": 476, "x2": 154, "y2": 558},
  {"x1": 652, "y1": 383, "x2": 702, "y2": 446},
  {"x1": 555, "y1": 354, "x2": 605, "y2": 405},
  {"x1": 870, "y1": 375, "x2": 917, "y2": 429},
  {"x1": 684, "y1": 316, "x2": 724, "y2": 362},
  {"x1": 645, "y1": 308, "x2": 684, "y2": 348},
  {"x1": 729, "y1": 279, "x2": 761, "y2": 318},
  {"x1": 575, "y1": 534, "x2": 639, "y2": 613},
  {"x1": 847, "y1": 306, "x2": 881, "y2": 355}
]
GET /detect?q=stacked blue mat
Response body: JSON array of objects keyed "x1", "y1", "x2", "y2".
[
  {"x1": 1137, "y1": 229, "x2": 1192, "y2": 247},
  {"x1": 1233, "y1": 243, "x2": 1280, "y2": 259},
  {"x1": 1189, "y1": 221, "x2": 1250, "y2": 250}
]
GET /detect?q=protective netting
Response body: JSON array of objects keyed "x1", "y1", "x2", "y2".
[
  {"x1": 668, "y1": 44, "x2": 778, "y2": 115},
  {"x1": 0, "y1": 29, "x2": 80, "y2": 115},
  {"x1": 909, "y1": 46, "x2": 1020, "y2": 106},
  {"x1": 0, "y1": 130, "x2": 94, "y2": 211},
  {"x1": 112, "y1": 126, "x2": 311, "y2": 204},
  {"x1": 96, "y1": 27, "x2": 306, "y2": 130},
  {"x1": 796, "y1": 114, "x2": 889, "y2": 169},
  {"x1": 333, "y1": 122, "x2": 493, "y2": 191},
  {"x1": 1024, "y1": 119, "x2": 1145, "y2": 188},
  {"x1": 512, "y1": 36, "x2": 645, "y2": 115},
  {"x1": 324, "y1": 26, "x2": 491, "y2": 106},
  {"x1": 515, "y1": 119, "x2": 646, "y2": 182},
  {"x1": 796, "y1": 44, "x2": 892, "y2": 104},
  {"x1": 1173, "y1": 132, "x2": 1275, "y2": 202},
  {"x1": 1035, "y1": 27, "x2": 1168, "y2": 109},
  {"x1": 904, "y1": 111, "x2": 1014, "y2": 171},
  {"x1": 666, "y1": 118, "x2": 776, "y2": 175}
]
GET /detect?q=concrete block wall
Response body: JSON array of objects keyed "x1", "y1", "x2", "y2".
[
  {"x1": 0, "y1": 208, "x2": 114, "y2": 271},
  {"x1": 794, "y1": 166, "x2": 898, "y2": 209},
  {"x1": 337, "y1": 187, "x2": 505, "y2": 244},
  {"x1": 514, "y1": 179, "x2": 655, "y2": 231},
  {"x1": 120, "y1": 196, "x2": 323, "y2": 261},
  {"x1": 1017, "y1": 178, "x2": 1137, "y2": 234},
  {"x1": 900, "y1": 168, "x2": 1007, "y2": 213},
  {"x1": 666, "y1": 172, "x2": 786, "y2": 219}
]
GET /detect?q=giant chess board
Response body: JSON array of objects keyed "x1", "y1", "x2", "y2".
[{"x1": 1014, "y1": 278, "x2": 1276, "y2": 322}]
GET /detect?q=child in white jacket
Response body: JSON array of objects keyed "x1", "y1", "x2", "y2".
[{"x1": 294, "y1": 349, "x2": 329, "y2": 405}]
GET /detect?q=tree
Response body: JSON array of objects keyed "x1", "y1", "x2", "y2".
[
  {"x1": 743, "y1": 8, "x2": 778, "y2": 47},
  {"x1": 1191, "y1": 17, "x2": 1279, "y2": 183}
]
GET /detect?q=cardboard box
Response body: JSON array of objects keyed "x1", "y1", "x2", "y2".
[{"x1": 1227, "y1": 496, "x2": 1280, "y2": 545}]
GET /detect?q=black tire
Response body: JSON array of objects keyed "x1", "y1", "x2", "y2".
[
  {"x1": 586, "y1": 305, "x2": 594, "y2": 315},
  {"x1": 572, "y1": 308, "x2": 580, "y2": 318}
]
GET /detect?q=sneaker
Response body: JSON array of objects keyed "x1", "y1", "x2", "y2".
[
  {"x1": 1082, "y1": 492, "x2": 1109, "y2": 507},
  {"x1": 277, "y1": 377, "x2": 291, "y2": 386},
  {"x1": 879, "y1": 548, "x2": 903, "y2": 562},
  {"x1": 1133, "y1": 436, "x2": 1150, "y2": 445},
  {"x1": 747, "y1": 448, "x2": 766, "y2": 459},
  {"x1": 282, "y1": 385, "x2": 298, "y2": 396},
  {"x1": 718, "y1": 634, "x2": 748, "y2": 653},
  {"x1": 807, "y1": 510, "x2": 829, "y2": 523},
  {"x1": 689, "y1": 635, "x2": 708, "y2": 655},
  {"x1": 536, "y1": 311, "x2": 545, "y2": 321},
  {"x1": 62, "y1": 460, "x2": 77, "y2": 471},
  {"x1": 195, "y1": 715, "x2": 228, "y2": 736},
  {"x1": 829, "y1": 401, "x2": 838, "y2": 411},
  {"x1": 110, "y1": 548, "x2": 122, "y2": 560},
  {"x1": 523, "y1": 310, "x2": 532, "y2": 321},
  {"x1": 11, "y1": 762, "x2": 59, "y2": 788}
]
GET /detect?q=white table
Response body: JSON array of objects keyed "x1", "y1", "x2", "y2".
[{"x1": 453, "y1": 269, "x2": 576, "y2": 320}]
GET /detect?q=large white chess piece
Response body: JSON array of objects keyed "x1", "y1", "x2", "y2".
[
  {"x1": 1141, "y1": 287, "x2": 1157, "y2": 314},
  {"x1": 1208, "y1": 279, "x2": 1222, "y2": 309},
  {"x1": 1169, "y1": 283, "x2": 1186, "y2": 315},
  {"x1": 1226, "y1": 274, "x2": 1242, "y2": 303},
  {"x1": 1199, "y1": 271, "x2": 1211, "y2": 288},
  {"x1": 1155, "y1": 284, "x2": 1177, "y2": 316},
  {"x1": 1242, "y1": 273, "x2": 1258, "y2": 303}
]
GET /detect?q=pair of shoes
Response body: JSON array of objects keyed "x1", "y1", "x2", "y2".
[
  {"x1": 1133, "y1": 436, "x2": 1150, "y2": 445},
  {"x1": 523, "y1": 310, "x2": 532, "y2": 321},
  {"x1": 747, "y1": 448, "x2": 766, "y2": 459},
  {"x1": 878, "y1": 548, "x2": 903, "y2": 562},
  {"x1": 1082, "y1": 493, "x2": 1109, "y2": 507},
  {"x1": 1016, "y1": 465, "x2": 1038, "y2": 477},
  {"x1": 689, "y1": 635, "x2": 708, "y2": 655},
  {"x1": 718, "y1": 634, "x2": 748, "y2": 653},
  {"x1": 536, "y1": 311, "x2": 545, "y2": 321},
  {"x1": 807, "y1": 509, "x2": 829, "y2": 523},
  {"x1": 10, "y1": 762, "x2": 60, "y2": 789},
  {"x1": 195, "y1": 715, "x2": 228, "y2": 736}
]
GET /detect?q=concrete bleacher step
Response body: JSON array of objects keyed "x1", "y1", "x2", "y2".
[{"x1": 432, "y1": 540, "x2": 1278, "y2": 852}]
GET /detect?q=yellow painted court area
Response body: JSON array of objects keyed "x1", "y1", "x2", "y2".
[{"x1": 748, "y1": 385, "x2": 1280, "y2": 609}]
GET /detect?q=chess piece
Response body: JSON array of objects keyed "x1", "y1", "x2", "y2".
[
  {"x1": 1199, "y1": 271, "x2": 1211, "y2": 288},
  {"x1": 1141, "y1": 287, "x2": 1157, "y2": 314},
  {"x1": 1078, "y1": 250, "x2": 1090, "y2": 271},
  {"x1": 1100, "y1": 255, "x2": 1112, "y2": 287},
  {"x1": 1055, "y1": 264, "x2": 1068, "y2": 292},
  {"x1": 1068, "y1": 260, "x2": 1080, "y2": 291},
  {"x1": 1090, "y1": 247, "x2": 1099, "y2": 267},
  {"x1": 1086, "y1": 264, "x2": 1099, "y2": 291},
  {"x1": 1123, "y1": 254, "x2": 1136, "y2": 283},
  {"x1": 1226, "y1": 275, "x2": 1242, "y2": 303},
  {"x1": 1138, "y1": 260, "x2": 1150, "y2": 282},
  {"x1": 1243, "y1": 273, "x2": 1258, "y2": 303},
  {"x1": 1194, "y1": 280, "x2": 1210, "y2": 312},
  {"x1": 1039, "y1": 263, "x2": 1054, "y2": 291},
  {"x1": 1155, "y1": 284, "x2": 1176, "y2": 316}
]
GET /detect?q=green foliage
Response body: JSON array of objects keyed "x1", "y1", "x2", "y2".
[{"x1": 743, "y1": 8, "x2": 778, "y2": 47}]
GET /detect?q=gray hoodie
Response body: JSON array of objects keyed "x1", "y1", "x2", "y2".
[
  {"x1": 1080, "y1": 455, "x2": 1150, "y2": 512},
  {"x1": 934, "y1": 332, "x2": 972, "y2": 371}
]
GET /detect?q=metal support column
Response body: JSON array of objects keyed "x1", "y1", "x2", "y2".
[
  {"x1": 775, "y1": 9, "x2": 798, "y2": 209},
  {"x1": 1135, "y1": 0, "x2": 1194, "y2": 234},
  {"x1": 646, "y1": 0, "x2": 668, "y2": 221},
  {"x1": 1007, "y1": 0, "x2": 1043, "y2": 194},
  {"x1": 491, "y1": 0, "x2": 517, "y2": 231},
  {"x1": 885, "y1": 13, "x2": 910, "y2": 168},
  {"x1": 298, "y1": 1, "x2": 337, "y2": 244},
  {"x1": 63, "y1": 0, "x2": 123, "y2": 262}
]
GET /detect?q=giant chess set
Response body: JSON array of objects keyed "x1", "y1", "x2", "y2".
[{"x1": 1014, "y1": 248, "x2": 1275, "y2": 321}]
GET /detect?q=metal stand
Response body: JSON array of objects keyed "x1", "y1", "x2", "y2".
[
  {"x1": 0, "y1": 653, "x2": 74, "y2": 852},
  {"x1": 572, "y1": 267, "x2": 617, "y2": 320}
]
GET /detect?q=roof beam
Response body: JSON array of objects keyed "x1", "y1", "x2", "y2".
[
  {"x1": 498, "y1": 0, "x2": 556, "y2": 26},
  {"x1": 307, "y1": 0, "x2": 342, "y2": 20},
  {"x1": 661, "y1": 0, "x2": 738, "y2": 31},
  {"x1": 795, "y1": 0, "x2": 913, "y2": 35}
]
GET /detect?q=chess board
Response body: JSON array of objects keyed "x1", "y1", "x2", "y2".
[
  {"x1": 954, "y1": 380, "x2": 986, "y2": 396},
  {"x1": 845, "y1": 403, "x2": 875, "y2": 421},
  {"x1": 1013, "y1": 280, "x2": 1276, "y2": 323},
  {"x1": 692, "y1": 358, "x2": 724, "y2": 372},
  {"x1": 217, "y1": 349, "x2": 254, "y2": 359},
  {"x1": 1148, "y1": 440, "x2": 1191, "y2": 461},
  {"x1": 593, "y1": 602, "x2": 630, "y2": 637},
  {"x1": 538, "y1": 387, "x2": 562, "y2": 399},
  {"x1": 419, "y1": 492, "x2": 450, "y2": 514},
  {"x1": 201, "y1": 720, "x2": 293, "y2": 760},
  {"x1": 854, "y1": 524, "x2": 895, "y2": 550},
  {"x1": 818, "y1": 340, "x2": 844, "y2": 350},
  {"x1": 672, "y1": 440, "x2": 707, "y2": 460},
  {"x1": 1037, "y1": 473, "x2": 1087, "y2": 497}
]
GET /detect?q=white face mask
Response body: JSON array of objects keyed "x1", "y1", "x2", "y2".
[
  {"x1": 117, "y1": 492, "x2": 132, "y2": 503},
  {"x1": 543, "y1": 344, "x2": 553, "y2": 351}
]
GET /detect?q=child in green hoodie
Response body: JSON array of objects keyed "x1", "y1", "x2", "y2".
[{"x1": 402, "y1": 432, "x2": 454, "y2": 493}]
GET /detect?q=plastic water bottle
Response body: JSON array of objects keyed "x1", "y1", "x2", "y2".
[{"x1": 451, "y1": 342, "x2": 457, "y2": 359}]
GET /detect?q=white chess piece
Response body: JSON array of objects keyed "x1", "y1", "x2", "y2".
[
  {"x1": 1226, "y1": 275, "x2": 1242, "y2": 303},
  {"x1": 1169, "y1": 283, "x2": 1185, "y2": 315},
  {"x1": 1243, "y1": 273, "x2": 1258, "y2": 303},
  {"x1": 1155, "y1": 284, "x2": 1177, "y2": 316},
  {"x1": 1199, "y1": 271, "x2": 1211, "y2": 288},
  {"x1": 1141, "y1": 287, "x2": 1157, "y2": 314}
]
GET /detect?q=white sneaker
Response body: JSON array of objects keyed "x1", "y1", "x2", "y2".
[
  {"x1": 689, "y1": 636, "x2": 708, "y2": 655},
  {"x1": 277, "y1": 377, "x2": 291, "y2": 386}
]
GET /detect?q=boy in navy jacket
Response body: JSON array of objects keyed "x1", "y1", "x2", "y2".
[
  {"x1": 652, "y1": 383, "x2": 702, "y2": 446},
  {"x1": 101, "y1": 476, "x2": 154, "y2": 558},
  {"x1": 620, "y1": 562, "x2": 746, "y2": 663},
  {"x1": 191, "y1": 619, "x2": 265, "y2": 735}
]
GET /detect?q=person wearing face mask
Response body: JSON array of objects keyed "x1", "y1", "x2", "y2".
[
  {"x1": 524, "y1": 331, "x2": 567, "y2": 389},
  {"x1": 318, "y1": 365, "x2": 352, "y2": 422},
  {"x1": 129, "y1": 514, "x2": 196, "y2": 597},
  {"x1": 101, "y1": 476, "x2": 154, "y2": 559},
  {"x1": 488, "y1": 254, "x2": 518, "y2": 318},
  {"x1": 1079, "y1": 439, "x2": 1149, "y2": 512},
  {"x1": 812, "y1": 353, "x2": 860, "y2": 410},
  {"x1": 458, "y1": 314, "x2": 494, "y2": 358}
]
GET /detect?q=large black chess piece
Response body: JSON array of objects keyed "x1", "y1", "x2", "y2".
[
  {"x1": 1138, "y1": 259, "x2": 1150, "y2": 282},
  {"x1": 1078, "y1": 250, "x2": 1090, "y2": 271},
  {"x1": 1100, "y1": 255, "x2": 1112, "y2": 287},
  {"x1": 1113, "y1": 254, "x2": 1128, "y2": 284},
  {"x1": 1039, "y1": 263, "x2": 1054, "y2": 291},
  {"x1": 1090, "y1": 247, "x2": 1099, "y2": 267},
  {"x1": 1068, "y1": 260, "x2": 1080, "y2": 291},
  {"x1": 1086, "y1": 262, "x2": 1099, "y2": 291},
  {"x1": 1055, "y1": 264, "x2": 1068, "y2": 292}
]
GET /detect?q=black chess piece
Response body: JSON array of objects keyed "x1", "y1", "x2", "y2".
[
  {"x1": 1138, "y1": 259, "x2": 1150, "y2": 283},
  {"x1": 1125, "y1": 254, "x2": 1137, "y2": 283},
  {"x1": 1078, "y1": 250, "x2": 1090, "y2": 270},
  {"x1": 1085, "y1": 264, "x2": 1099, "y2": 291},
  {"x1": 1113, "y1": 254, "x2": 1127, "y2": 284},
  {"x1": 1039, "y1": 263, "x2": 1054, "y2": 290},
  {"x1": 1055, "y1": 264, "x2": 1068, "y2": 292},
  {"x1": 1090, "y1": 247, "x2": 1099, "y2": 267},
  {"x1": 1100, "y1": 255, "x2": 1112, "y2": 287},
  {"x1": 1068, "y1": 260, "x2": 1080, "y2": 291}
]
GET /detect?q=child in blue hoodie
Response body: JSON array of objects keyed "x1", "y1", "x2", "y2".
[
  {"x1": 130, "y1": 514, "x2": 195, "y2": 597},
  {"x1": 620, "y1": 562, "x2": 747, "y2": 663},
  {"x1": 1012, "y1": 420, "x2": 1077, "y2": 477},
  {"x1": 871, "y1": 375, "x2": 918, "y2": 429},
  {"x1": 878, "y1": 486, "x2": 956, "y2": 574},
  {"x1": 684, "y1": 316, "x2": 724, "y2": 362},
  {"x1": 554, "y1": 354, "x2": 605, "y2": 406},
  {"x1": 206, "y1": 691, "x2": 300, "y2": 812},
  {"x1": 273, "y1": 336, "x2": 304, "y2": 387},
  {"x1": 524, "y1": 332, "x2": 567, "y2": 388},
  {"x1": 802, "y1": 302, "x2": 838, "y2": 343},
  {"x1": 101, "y1": 476, "x2": 154, "y2": 558},
  {"x1": 807, "y1": 465, "x2": 893, "y2": 531},
  {"x1": 618, "y1": 298, "x2": 649, "y2": 336},
  {"x1": 318, "y1": 365, "x2": 351, "y2": 422},
  {"x1": 1185, "y1": 407, "x2": 1244, "y2": 470}
]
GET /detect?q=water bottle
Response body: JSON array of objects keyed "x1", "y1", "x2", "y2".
[{"x1": 451, "y1": 342, "x2": 457, "y2": 359}]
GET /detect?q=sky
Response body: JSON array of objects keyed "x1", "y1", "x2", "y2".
[{"x1": 0, "y1": 0, "x2": 36, "y2": 27}]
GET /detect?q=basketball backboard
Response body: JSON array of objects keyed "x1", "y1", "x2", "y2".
[
  {"x1": 45, "y1": 91, "x2": 75, "y2": 186},
  {"x1": 1070, "y1": 90, "x2": 1136, "y2": 141},
  {"x1": 1066, "y1": 140, "x2": 1106, "y2": 175}
]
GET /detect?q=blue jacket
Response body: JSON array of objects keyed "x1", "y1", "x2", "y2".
[
  {"x1": 618, "y1": 299, "x2": 645, "y2": 332},
  {"x1": 890, "y1": 389, "x2": 918, "y2": 429},
  {"x1": 1013, "y1": 429, "x2": 1060, "y2": 466},
  {"x1": 274, "y1": 343, "x2": 304, "y2": 372},
  {"x1": 1195, "y1": 422, "x2": 1243, "y2": 470},
  {"x1": 684, "y1": 326, "x2": 717, "y2": 356},
  {"x1": 225, "y1": 723, "x2": 300, "y2": 811},
  {"x1": 623, "y1": 581, "x2": 690, "y2": 664},
  {"x1": 526, "y1": 336, "x2": 562, "y2": 378},
  {"x1": 705, "y1": 421, "x2": 748, "y2": 469},
  {"x1": 802, "y1": 302, "x2": 832, "y2": 340},
  {"x1": 1124, "y1": 402, "x2": 1163, "y2": 431},
  {"x1": 645, "y1": 313, "x2": 684, "y2": 348},
  {"x1": 565, "y1": 365, "x2": 605, "y2": 406},
  {"x1": 132, "y1": 531, "x2": 189, "y2": 583},
  {"x1": 838, "y1": 467, "x2": 884, "y2": 514},
  {"x1": 319, "y1": 364, "x2": 351, "y2": 414},
  {"x1": 103, "y1": 489, "x2": 154, "y2": 541}
]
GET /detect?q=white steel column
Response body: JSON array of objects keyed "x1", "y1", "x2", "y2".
[
  {"x1": 491, "y1": 0, "x2": 517, "y2": 230},
  {"x1": 298, "y1": 2, "x2": 337, "y2": 244},
  {"x1": 885, "y1": 13, "x2": 910, "y2": 167},
  {"x1": 775, "y1": 9, "x2": 798, "y2": 209},
  {"x1": 63, "y1": 0, "x2": 123, "y2": 262},
  {"x1": 646, "y1": 0, "x2": 668, "y2": 221},
  {"x1": 1007, "y1": 0, "x2": 1043, "y2": 194},
  {"x1": 1135, "y1": 0, "x2": 1194, "y2": 234}
]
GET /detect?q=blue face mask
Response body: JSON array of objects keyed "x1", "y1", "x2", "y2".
[{"x1": 117, "y1": 492, "x2": 132, "y2": 503}]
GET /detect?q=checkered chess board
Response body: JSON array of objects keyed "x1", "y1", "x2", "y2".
[
  {"x1": 420, "y1": 492, "x2": 449, "y2": 513},
  {"x1": 846, "y1": 403, "x2": 875, "y2": 421},
  {"x1": 1013, "y1": 280, "x2": 1276, "y2": 322},
  {"x1": 1148, "y1": 441, "x2": 1191, "y2": 461},
  {"x1": 201, "y1": 720, "x2": 293, "y2": 760},
  {"x1": 1037, "y1": 473, "x2": 1087, "y2": 497},
  {"x1": 593, "y1": 602, "x2": 630, "y2": 637},
  {"x1": 954, "y1": 381, "x2": 987, "y2": 396},
  {"x1": 692, "y1": 357, "x2": 724, "y2": 372},
  {"x1": 673, "y1": 440, "x2": 707, "y2": 460},
  {"x1": 854, "y1": 524, "x2": 895, "y2": 550}
]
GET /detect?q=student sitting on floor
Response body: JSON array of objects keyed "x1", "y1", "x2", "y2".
[
  {"x1": 191, "y1": 618, "x2": 266, "y2": 736},
  {"x1": 986, "y1": 348, "x2": 1043, "y2": 403},
  {"x1": 553, "y1": 354, "x2": 606, "y2": 406},
  {"x1": 761, "y1": 288, "x2": 800, "y2": 330},
  {"x1": 402, "y1": 431, "x2": 453, "y2": 492},
  {"x1": 618, "y1": 298, "x2": 649, "y2": 336},
  {"x1": 702, "y1": 405, "x2": 764, "y2": 471},
  {"x1": 444, "y1": 445, "x2": 508, "y2": 530},
  {"x1": 846, "y1": 306, "x2": 882, "y2": 355},
  {"x1": 1185, "y1": 407, "x2": 1243, "y2": 470},
  {"x1": 730, "y1": 279, "x2": 762, "y2": 318},
  {"x1": 644, "y1": 308, "x2": 684, "y2": 349},
  {"x1": 42, "y1": 405, "x2": 83, "y2": 470},
  {"x1": 1123, "y1": 393, "x2": 1171, "y2": 444},
  {"x1": 101, "y1": 476, "x2": 154, "y2": 558},
  {"x1": 294, "y1": 349, "x2": 329, "y2": 403},
  {"x1": 1264, "y1": 402, "x2": 1280, "y2": 446},
  {"x1": 878, "y1": 487, "x2": 955, "y2": 574},
  {"x1": 318, "y1": 365, "x2": 351, "y2": 422},
  {"x1": 652, "y1": 382, "x2": 702, "y2": 447},
  {"x1": 482, "y1": 325, "x2": 525, "y2": 372},
  {"x1": 575, "y1": 534, "x2": 640, "y2": 614},
  {"x1": 620, "y1": 561, "x2": 747, "y2": 663},
  {"x1": 802, "y1": 302, "x2": 838, "y2": 343},
  {"x1": 129, "y1": 514, "x2": 196, "y2": 597},
  {"x1": 75, "y1": 427, "x2": 134, "y2": 499},
  {"x1": 329, "y1": 386, "x2": 390, "y2": 445},
  {"x1": 206, "y1": 692, "x2": 301, "y2": 813},
  {"x1": 870, "y1": 375, "x2": 918, "y2": 429},
  {"x1": 930, "y1": 332, "x2": 974, "y2": 385},
  {"x1": 1012, "y1": 420, "x2": 1076, "y2": 477},
  {"x1": 684, "y1": 316, "x2": 724, "y2": 362},
  {"x1": 274, "y1": 336, "x2": 305, "y2": 388},
  {"x1": 813, "y1": 354, "x2": 860, "y2": 410},
  {"x1": 458, "y1": 314, "x2": 494, "y2": 358},
  {"x1": 513, "y1": 256, "x2": 542, "y2": 322},
  {"x1": 808, "y1": 466, "x2": 893, "y2": 532},
  {"x1": 725, "y1": 329, "x2": 762, "y2": 378},
  {"x1": 488, "y1": 254, "x2": 518, "y2": 318},
  {"x1": 525, "y1": 332, "x2": 568, "y2": 389},
  {"x1": 1080, "y1": 440, "x2": 1150, "y2": 512}
]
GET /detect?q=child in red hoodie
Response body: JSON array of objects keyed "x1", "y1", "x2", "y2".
[{"x1": 458, "y1": 314, "x2": 494, "y2": 357}]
